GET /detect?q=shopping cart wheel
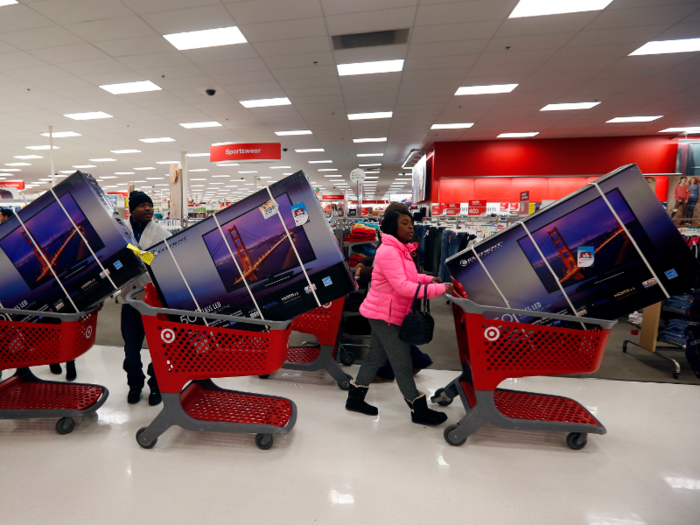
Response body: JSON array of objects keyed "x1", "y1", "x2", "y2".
[
  {"x1": 444, "y1": 425, "x2": 467, "y2": 447},
  {"x1": 258, "y1": 375, "x2": 270, "y2": 379},
  {"x1": 136, "y1": 427, "x2": 158, "y2": 449},
  {"x1": 566, "y1": 432, "x2": 587, "y2": 450},
  {"x1": 673, "y1": 372, "x2": 680, "y2": 379},
  {"x1": 56, "y1": 417, "x2": 75, "y2": 435},
  {"x1": 337, "y1": 374, "x2": 352, "y2": 390},
  {"x1": 340, "y1": 349, "x2": 355, "y2": 366},
  {"x1": 255, "y1": 433, "x2": 274, "y2": 450},
  {"x1": 431, "y1": 388, "x2": 453, "y2": 407}
]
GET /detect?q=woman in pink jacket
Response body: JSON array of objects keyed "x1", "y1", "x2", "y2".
[{"x1": 346, "y1": 208, "x2": 453, "y2": 426}]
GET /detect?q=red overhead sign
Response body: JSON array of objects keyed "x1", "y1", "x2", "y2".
[
  {"x1": 444, "y1": 203, "x2": 460, "y2": 216},
  {"x1": 210, "y1": 142, "x2": 281, "y2": 163},
  {"x1": 432, "y1": 204, "x2": 443, "y2": 215},
  {"x1": 468, "y1": 199, "x2": 487, "y2": 216},
  {"x1": 0, "y1": 180, "x2": 24, "y2": 190},
  {"x1": 322, "y1": 194, "x2": 344, "y2": 200}
]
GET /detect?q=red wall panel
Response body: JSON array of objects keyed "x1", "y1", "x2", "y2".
[{"x1": 439, "y1": 178, "x2": 474, "y2": 202}]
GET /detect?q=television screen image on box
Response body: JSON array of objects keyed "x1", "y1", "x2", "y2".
[
  {"x1": 202, "y1": 193, "x2": 316, "y2": 293},
  {"x1": 0, "y1": 194, "x2": 105, "y2": 290},
  {"x1": 517, "y1": 189, "x2": 654, "y2": 295}
]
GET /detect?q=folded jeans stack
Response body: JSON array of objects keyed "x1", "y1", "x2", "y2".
[{"x1": 659, "y1": 318, "x2": 688, "y2": 346}]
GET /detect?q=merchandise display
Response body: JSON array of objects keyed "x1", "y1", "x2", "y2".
[
  {"x1": 147, "y1": 171, "x2": 356, "y2": 324},
  {"x1": 447, "y1": 164, "x2": 699, "y2": 324},
  {"x1": 0, "y1": 171, "x2": 145, "y2": 320}
]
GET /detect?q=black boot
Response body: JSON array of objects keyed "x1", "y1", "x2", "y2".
[
  {"x1": 66, "y1": 361, "x2": 76, "y2": 382},
  {"x1": 127, "y1": 387, "x2": 142, "y2": 404},
  {"x1": 405, "y1": 393, "x2": 448, "y2": 426},
  {"x1": 148, "y1": 387, "x2": 162, "y2": 406},
  {"x1": 345, "y1": 381, "x2": 378, "y2": 416},
  {"x1": 50, "y1": 364, "x2": 62, "y2": 375}
]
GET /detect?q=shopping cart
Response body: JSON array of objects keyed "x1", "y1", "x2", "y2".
[
  {"x1": 127, "y1": 287, "x2": 297, "y2": 450},
  {"x1": 0, "y1": 305, "x2": 109, "y2": 434},
  {"x1": 259, "y1": 298, "x2": 354, "y2": 390},
  {"x1": 431, "y1": 292, "x2": 616, "y2": 450}
]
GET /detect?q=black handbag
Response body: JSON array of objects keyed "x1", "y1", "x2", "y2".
[{"x1": 398, "y1": 284, "x2": 435, "y2": 345}]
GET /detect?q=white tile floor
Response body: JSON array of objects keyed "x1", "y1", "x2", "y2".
[{"x1": 1, "y1": 345, "x2": 699, "y2": 525}]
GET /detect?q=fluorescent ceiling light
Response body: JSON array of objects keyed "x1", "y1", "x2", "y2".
[
  {"x1": 90, "y1": 158, "x2": 116, "y2": 162},
  {"x1": 164, "y1": 26, "x2": 247, "y2": 51},
  {"x1": 325, "y1": 175, "x2": 342, "y2": 178},
  {"x1": 240, "y1": 97, "x2": 291, "y2": 108},
  {"x1": 64, "y1": 111, "x2": 112, "y2": 120},
  {"x1": 134, "y1": 167, "x2": 156, "y2": 171},
  {"x1": 357, "y1": 153, "x2": 384, "y2": 157},
  {"x1": 348, "y1": 112, "x2": 392, "y2": 120},
  {"x1": 209, "y1": 183, "x2": 224, "y2": 185},
  {"x1": 338, "y1": 59, "x2": 404, "y2": 76},
  {"x1": 189, "y1": 169, "x2": 209, "y2": 172},
  {"x1": 607, "y1": 116, "x2": 663, "y2": 123},
  {"x1": 41, "y1": 131, "x2": 81, "y2": 138},
  {"x1": 270, "y1": 166, "x2": 292, "y2": 169},
  {"x1": 156, "y1": 161, "x2": 179, "y2": 165},
  {"x1": 101, "y1": 176, "x2": 118, "y2": 180},
  {"x1": 309, "y1": 160, "x2": 332, "y2": 164},
  {"x1": 217, "y1": 162, "x2": 239, "y2": 167},
  {"x1": 100, "y1": 80, "x2": 161, "y2": 95},
  {"x1": 359, "y1": 163, "x2": 381, "y2": 167},
  {"x1": 5, "y1": 163, "x2": 29, "y2": 166},
  {"x1": 541, "y1": 102, "x2": 600, "y2": 111},
  {"x1": 58, "y1": 170, "x2": 74, "y2": 174},
  {"x1": 498, "y1": 132, "x2": 540, "y2": 138},
  {"x1": 73, "y1": 164, "x2": 96, "y2": 168},
  {"x1": 112, "y1": 149, "x2": 141, "y2": 154},
  {"x1": 275, "y1": 130, "x2": 312, "y2": 136},
  {"x1": 509, "y1": 0, "x2": 613, "y2": 18},
  {"x1": 212, "y1": 175, "x2": 229, "y2": 178},
  {"x1": 244, "y1": 183, "x2": 255, "y2": 186},
  {"x1": 365, "y1": 176, "x2": 379, "y2": 179},
  {"x1": 296, "y1": 148, "x2": 324, "y2": 153},
  {"x1": 318, "y1": 169, "x2": 338, "y2": 172},
  {"x1": 431, "y1": 123, "x2": 474, "y2": 130},
  {"x1": 14, "y1": 155, "x2": 42, "y2": 159},
  {"x1": 456, "y1": 84, "x2": 518, "y2": 96},
  {"x1": 0, "y1": 1, "x2": 19, "y2": 6},
  {"x1": 115, "y1": 172, "x2": 134, "y2": 175},
  {"x1": 630, "y1": 38, "x2": 700, "y2": 56},
  {"x1": 26, "y1": 145, "x2": 59, "y2": 150},
  {"x1": 239, "y1": 171, "x2": 258, "y2": 174},
  {"x1": 146, "y1": 177, "x2": 164, "y2": 180},
  {"x1": 140, "y1": 137, "x2": 175, "y2": 143},
  {"x1": 180, "y1": 121, "x2": 222, "y2": 129},
  {"x1": 187, "y1": 153, "x2": 209, "y2": 157},
  {"x1": 659, "y1": 127, "x2": 700, "y2": 133},
  {"x1": 353, "y1": 137, "x2": 387, "y2": 143},
  {"x1": 190, "y1": 178, "x2": 207, "y2": 181}
]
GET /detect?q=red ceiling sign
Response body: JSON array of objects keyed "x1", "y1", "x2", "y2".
[
  {"x1": 0, "y1": 180, "x2": 24, "y2": 190},
  {"x1": 210, "y1": 142, "x2": 281, "y2": 162},
  {"x1": 322, "y1": 194, "x2": 344, "y2": 200}
]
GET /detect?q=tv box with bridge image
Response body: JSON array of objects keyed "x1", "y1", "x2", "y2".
[
  {"x1": 446, "y1": 164, "x2": 699, "y2": 325},
  {"x1": 146, "y1": 170, "x2": 356, "y2": 326},
  {"x1": 0, "y1": 171, "x2": 146, "y2": 321}
]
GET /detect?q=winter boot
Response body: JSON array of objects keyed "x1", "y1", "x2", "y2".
[
  {"x1": 66, "y1": 361, "x2": 77, "y2": 382},
  {"x1": 345, "y1": 381, "x2": 378, "y2": 416},
  {"x1": 405, "y1": 393, "x2": 448, "y2": 426},
  {"x1": 50, "y1": 364, "x2": 62, "y2": 375}
]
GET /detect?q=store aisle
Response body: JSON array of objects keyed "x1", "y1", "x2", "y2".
[{"x1": 0, "y1": 346, "x2": 698, "y2": 525}]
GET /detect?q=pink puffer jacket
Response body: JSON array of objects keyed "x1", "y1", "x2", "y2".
[{"x1": 359, "y1": 234, "x2": 448, "y2": 326}]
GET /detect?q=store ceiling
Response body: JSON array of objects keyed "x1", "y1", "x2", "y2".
[{"x1": 0, "y1": 0, "x2": 699, "y2": 201}]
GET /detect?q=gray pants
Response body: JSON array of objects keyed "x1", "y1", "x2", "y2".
[{"x1": 355, "y1": 319, "x2": 420, "y2": 400}]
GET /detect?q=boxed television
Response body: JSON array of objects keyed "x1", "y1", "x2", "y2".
[
  {"x1": 0, "y1": 171, "x2": 146, "y2": 320},
  {"x1": 446, "y1": 164, "x2": 699, "y2": 324},
  {"x1": 146, "y1": 171, "x2": 356, "y2": 325}
]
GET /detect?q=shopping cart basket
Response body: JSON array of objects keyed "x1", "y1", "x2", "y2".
[
  {"x1": 432, "y1": 294, "x2": 616, "y2": 450},
  {"x1": 259, "y1": 297, "x2": 354, "y2": 389},
  {"x1": 0, "y1": 305, "x2": 109, "y2": 435},
  {"x1": 127, "y1": 287, "x2": 297, "y2": 450}
]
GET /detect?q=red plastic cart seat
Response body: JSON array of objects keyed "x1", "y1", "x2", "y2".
[
  {"x1": 0, "y1": 376, "x2": 104, "y2": 411},
  {"x1": 494, "y1": 389, "x2": 599, "y2": 426},
  {"x1": 290, "y1": 298, "x2": 345, "y2": 346},
  {"x1": 287, "y1": 345, "x2": 322, "y2": 364},
  {"x1": 181, "y1": 382, "x2": 292, "y2": 427}
]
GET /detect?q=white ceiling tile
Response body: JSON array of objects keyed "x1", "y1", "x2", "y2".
[
  {"x1": 587, "y1": 4, "x2": 700, "y2": 30},
  {"x1": 59, "y1": 57, "x2": 131, "y2": 76},
  {"x1": 31, "y1": 43, "x2": 110, "y2": 64},
  {"x1": 410, "y1": 20, "x2": 501, "y2": 44},
  {"x1": 253, "y1": 36, "x2": 332, "y2": 58},
  {"x1": 5, "y1": 64, "x2": 73, "y2": 82},
  {"x1": 321, "y1": 0, "x2": 417, "y2": 17},
  {"x1": 0, "y1": 25, "x2": 84, "y2": 51},
  {"x1": 263, "y1": 52, "x2": 335, "y2": 70},
  {"x1": 566, "y1": 25, "x2": 672, "y2": 47},
  {"x1": 325, "y1": 8, "x2": 417, "y2": 35},
  {"x1": 121, "y1": 0, "x2": 222, "y2": 15},
  {"x1": 0, "y1": 52, "x2": 49, "y2": 70},
  {"x1": 117, "y1": 52, "x2": 192, "y2": 70},
  {"x1": 653, "y1": 21, "x2": 700, "y2": 40},
  {"x1": 225, "y1": 0, "x2": 323, "y2": 24},
  {"x1": 0, "y1": 5, "x2": 54, "y2": 33},
  {"x1": 197, "y1": 58, "x2": 270, "y2": 75},
  {"x1": 30, "y1": 0, "x2": 133, "y2": 25},
  {"x1": 140, "y1": 5, "x2": 237, "y2": 34},
  {"x1": 496, "y1": 12, "x2": 600, "y2": 38},
  {"x1": 404, "y1": 55, "x2": 479, "y2": 71},
  {"x1": 408, "y1": 40, "x2": 488, "y2": 59},
  {"x1": 415, "y1": 1, "x2": 515, "y2": 26},
  {"x1": 484, "y1": 32, "x2": 577, "y2": 53},
  {"x1": 65, "y1": 17, "x2": 159, "y2": 42},
  {"x1": 92, "y1": 36, "x2": 176, "y2": 57},
  {"x1": 273, "y1": 65, "x2": 336, "y2": 81},
  {"x1": 241, "y1": 17, "x2": 328, "y2": 42}
]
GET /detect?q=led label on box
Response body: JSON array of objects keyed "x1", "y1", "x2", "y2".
[
  {"x1": 291, "y1": 202, "x2": 308, "y2": 226},
  {"x1": 577, "y1": 246, "x2": 594, "y2": 268}
]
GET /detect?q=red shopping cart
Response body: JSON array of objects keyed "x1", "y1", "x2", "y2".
[
  {"x1": 0, "y1": 305, "x2": 109, "y2": 434},
  {"x1": 259, "y1": 297, "x2": 354, "y2": 390},
  {"x1": 431, "y1": 290, "x2": 616, "y2": 450},
  {"x1": 127, "y1": 286, "x2": 297, "y2": 450}
]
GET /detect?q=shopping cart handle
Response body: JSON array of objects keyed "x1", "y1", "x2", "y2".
[
  {"x1": 444, "y1": 294, "x2": 617, "y2": 330},
  {"x1": 0, "y1": 303, "x2": 101, "y2": 322},
  {"x1": 125, "y1": 288, "x2": 292, "y2": 330}
]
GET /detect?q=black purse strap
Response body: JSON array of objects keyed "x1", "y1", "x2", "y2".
[
  {"x1": 412, "y1": 284, "x2": 421, "y2": 310},
  {"x1": 423, "y1": 283, "x2": 430, "y2": 313}
]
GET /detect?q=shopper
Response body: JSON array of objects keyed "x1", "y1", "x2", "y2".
[
  {"x1": 0, "y1": 208, "x2": 14, "y2": 224},
  {"x1": 346, "y1": 208, "x2": 453, "y2": 426},
  {"x1": 687, "y1": 177, "x2": 699, "y2": 220},
  {"x1": 672, "y1": 177, "x2": 688, "y2": 219},
  {"x1": 120, "y1": 191, "x2": 172, "y2": 405}
]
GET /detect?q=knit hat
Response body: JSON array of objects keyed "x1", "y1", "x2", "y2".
[{"x1": 129, "y1": 191, "x2": 153, "y2": 212}]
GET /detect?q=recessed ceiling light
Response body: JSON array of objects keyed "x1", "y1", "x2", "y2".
[
  {"x1": 509, "y1": 0, "x2": 613, "y2": 18},
  {"x1": 189, "y1": 169, "x2": 209, "y2": 172},
  {"x1": 630, "y1": 37, "x2": 700, "y2": 56},
  {"x1": 209, "y1": 183, "x2": 224, "y2": 185},
  {"x1": 0, "y1": 169, "x2": 20, "y2": 172},
  {"x1": 191, "y1": 185, "x2": 205, "y2": 187},
  {"x1": 541, "y1": 102, "x2": 600, "y2": 111},
  {"x1": 0, "y1": 1, "x2": 19, "y2": 7},
  {"x1": 357, "y1": 153, "x2": 384, "y2": 157},
  {"x1": 296, "y1": 148, "x2": 324, "y2": 153},
  {"x1": 212, "y1": 175, "x2": 230, "y2": 178},
  {"x1": 659, "y1": 126, "x2": 700, "y2": 133},
  {"x1": 133, "y1": 180, "x2": 146, "y2": 183},
  {"x1": 59, "y1": 170, "x2": 74, "y2": 174},
  {"x1": 100, "y1": 80, "x2": 162, "y2": 95},
  {"x1": 497, "y1": 132, "x2": 539, "y2": 138},
  {"x1": 164, "y1": 26, "x2": 247, "y2": 51},
  {"x1": 64, "y1": 111, "x2": 112, "y2": 120},
  {"x1": 240, "y1": 97, "x2": 291, "y2": 108},
  {"x1": 111, "y1": 149, "x2": 141, "y2": 154},
  {"x1": 115, "y1": 172, "x2": 135, "y2": 175},
  {"x1": 365, "y1": 176, "x2": 379, "y2": 179},
  {"x1": 217, "y1": 162, "x2": 239, "y2": 167},
  {"x1": 26, "y1": 145, "x2": 59, "y2": 150},
  {"x1": 431, "y1": 123, "x2": 474, "y2": 130},
  {"x1": 146, "y1": 177, "x2": 164, "y2": 180},
  {"x1": 275, "y1": 130, "x2": 312, "y2": 136},
  {"x1": 456, "y1": 84, "x2": 518, "y2": 96},
  {"x1": 270, "y1": 166, "x2": 292, "y2": 169},
  {"x1": 348, "y1": 112, "x2": 392, "y2": 120},
  {"x1": 14, "y1": 155, "x2": 42, "y2": 159},
  {"x1": 190, "y1": 178, "x2": 207, "y2": 181},
  {"x1": 309, "y1": 160, "x2": 332, "y2": 164},
  {"x1": 353, "y1": 137, "x2": 387, "y2": 143},
  {"x1": 134, "y1": 167, "x2": 156, "y2": 171},
  {"x1": 607, "y1": 116, "x2": 663, "y2": 123},
  {"x1": 239, "y1": 171, "x2": 258, "y2": 174},
  {"x1": 337, "y1": 59, "x2": 404, "y2": 76},
  {"x1": 101, "y1": 176, "x2": 118, "y2": 180},
  {"x1": 155, "y1": 161, "x2": 179, "y2": 165},
  {"x1": 244, "y1": 183, "x2": 255, "y2": 185},
  {"x1": 283, "y1": 173, "x2": 294, "y2": 175},
  {"x1": 140, "y1": 137, "x2": 175, "y2": 143},
  {"x1": 90, "y1": 158, "x2": 117, "y2": 162},
  {"x1": 186, "y1": 153, "x2": 210, "y2": 158},
  {"x1": 325, "y1": 175, "x2": 342, "y2": 178},
  {"x1": 154, "y1": 184, "x2": 169, "y2": 187},
  {"x1": 41, "y1": 131, "x2": 81, "y2": 138},
  {"x1": 73, "y1": 165, "x2": 96, "y2": 168},
  {"x1": 180, "y1": 121, "x2": 222, "y2": 129},
  {"x1": 318, "y1": 169, "x2": 338, "y2": 172},
  {"x1": 5, "y1": 163, "x2": 29, "y2": 166},
  {"x1": 359, "y1": 163, "x2": 382, "y2": 167}
]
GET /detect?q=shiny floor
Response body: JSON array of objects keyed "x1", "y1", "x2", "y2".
[{"x1": 1, "y1": 345, "x2": 698, "y2": 525}]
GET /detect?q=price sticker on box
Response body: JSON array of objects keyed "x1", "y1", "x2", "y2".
[{"x1": 259, "y1": 199, "x2": 279, "y2": 220}]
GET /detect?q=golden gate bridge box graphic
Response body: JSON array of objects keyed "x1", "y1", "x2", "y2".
[
  {"x1": 0, "y1": 171, "x2": 145, "y2": 320},
  {"x1": 146, "y1": 171, "x2": 356, "y2": 326},
  {"x1": 446, "y1": 164, "x2": 699, "y2": 325}
]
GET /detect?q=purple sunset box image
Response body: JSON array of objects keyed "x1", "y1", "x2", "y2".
[
  {"x1": 0, "y1": 171, "x2": 145, "y2": 320},
  {"x1": 146, "y1": 171, "x2": 356, "y2": 325},
  {"x1": 446, "y1": 164, "x2": 699, "y2": 324}
]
